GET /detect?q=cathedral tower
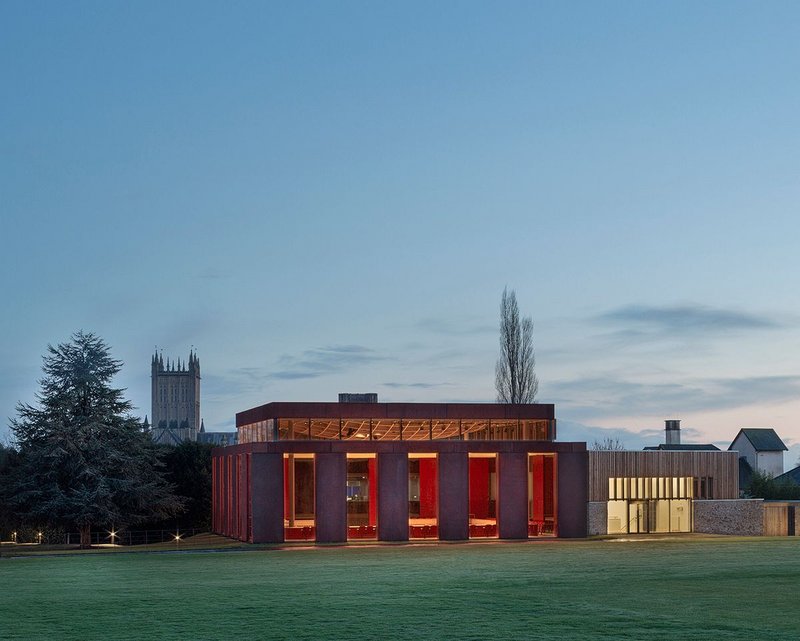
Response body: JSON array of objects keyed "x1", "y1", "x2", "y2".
[{"x1": 150, "y1": 349, "x2": 201, "y2": 445}]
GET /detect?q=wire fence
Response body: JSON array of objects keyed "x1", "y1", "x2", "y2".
[{"x1": 62, "y1": 528, "x2": 204, "y2": 546}]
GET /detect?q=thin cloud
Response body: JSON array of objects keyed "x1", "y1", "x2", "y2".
[
  {"x1": 197, "y1": 268, "x2": 231, "y2": 281},
  {"x1": 381, "y1": 382, "x2": 454, "y2": 389},
  {"x1": 596, "y1": 304, "x2": 783, "y2": 336},
  {"x1": 550, "y1": 374, "x2": 800, "y2": 419},
  {"x1": 270, "y1": 345, "x2": 390, "y2": 380},
  {"x1": 416, "y1": 317, "x2": 496, "y2": 336}
]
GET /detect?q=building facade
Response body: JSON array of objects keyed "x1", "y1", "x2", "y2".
[
  {"x1": 212, "y1": 400, "x2": 753, "y2": 543},
  {"x1": 213, "y1": 401, "x2": 591, "y2": 542},
  {"x1": 587, "y1": 449, "x2": 739, "y2": 535}
]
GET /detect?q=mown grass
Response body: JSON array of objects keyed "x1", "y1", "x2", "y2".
[{"x1": 2, "y1": 538, "x2": 798, "y2": 640}]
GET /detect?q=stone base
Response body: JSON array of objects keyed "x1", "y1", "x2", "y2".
[
  {"x1": 587, "y1": 502, "x2": 607, "y2": 535},
  {"x1": 693, "y1": 499, "x2": 764, "y2": 536}
]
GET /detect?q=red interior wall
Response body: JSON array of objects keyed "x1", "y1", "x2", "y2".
[
  {"x1": 531, "y1": 455, "x2": 545, "y2": 522},
  {"x1": 419, "y1": 459, "x2": 438, "y2": 518},
  {"x1": 469, "y1": 458, "x2": 490, "y2": 518},
  {"x1": 544, "y1": 455, "x2": 555, "y2": 519},
  {"x1": 368, "y1": 458, "x2": 377, "y2": 526}
]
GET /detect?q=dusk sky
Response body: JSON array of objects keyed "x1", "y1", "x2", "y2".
[{"x1": 2, "y1": 3, "x2": 799, "y2": 464}]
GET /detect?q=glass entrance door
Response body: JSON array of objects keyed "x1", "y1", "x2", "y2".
[{"x1": 628, "y1": 501, "x2": 648, "y2": 533}]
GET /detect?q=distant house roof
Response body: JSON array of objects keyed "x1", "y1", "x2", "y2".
[
  {"x1": 643, "y1": 444, "x2": 721, "y2": 451},
  {"x1": 774, "y1": 466, "x2": 800, "y2": 486},
  {"x1": 729, "y1": 428, "x2": 788, "y2": 452}
]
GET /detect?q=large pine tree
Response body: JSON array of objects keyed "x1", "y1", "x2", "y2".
[{"x1": 9, "y1": 331, "x2": 182, "y2": 546}]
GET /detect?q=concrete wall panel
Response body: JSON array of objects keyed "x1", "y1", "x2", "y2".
[
  {"x1": 238, "y1": 453, "x2": 249, "y2": 541},
  {"x1": 439, "y1": 452, "x2": 469, "y2": 540},
  {"x1": 315, "y1": 452, "x2": 347, "y2": 543},
  {"x1": 250, "y1": 452, "x2": 284, "y2": 543},
  {"x1": 498, "y1": 452, "x2": 528, "y2": 539},
  {"x1": 378, "y1": 452, "x2": 409, "y2": 541},
  {"x1": 557, "y1": 451, "x2": 588, "y2": 538}
]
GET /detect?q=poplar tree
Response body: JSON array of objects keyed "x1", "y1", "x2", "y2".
[
  {"x1": 9, "y1": 331, "x2": 181, "y2": 547},
  {"x1": 495, "y1": 287, "x2": 538, "y2": 403}
]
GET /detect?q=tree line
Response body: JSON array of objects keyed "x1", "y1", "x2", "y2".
[{"x1": 0, "y1": 332, "x2": 213, "y2": 546}]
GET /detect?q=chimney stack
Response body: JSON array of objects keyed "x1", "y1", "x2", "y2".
[{"x1": 665, "y1": 419, "x2": 681, "y2": 445}]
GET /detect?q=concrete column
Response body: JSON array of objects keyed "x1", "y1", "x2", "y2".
[
  {"x1": 227, "y1": 455, "x2": 235, "y2": 538},
  {"x1": 211, "y1": 455, "x2": 218, "y2": 534},
  {"x1": 232, "y1": 455, "x2": 240, "y2": 539},
  {"x1": 438, "y1": 451, "x2": 469, "y2": 540},
  {"x1": 498, "y1": 452, "x2": 528, "y2": 539},
  {"x1": 238, "y1": 453, "x2": 249, "y2": 541},
  {"x1": 315, "y1": 452, "x2": 347, "y2": 543},
  {"x1": 215, "y1": 455, "x2": 223, "y2": 534},
  {"x1": 250, "y1": 452, "x2": 285, "y2": 544},
  {"x1": 377, "y1": 452, "x2": 409, "y2": 541},
  {"x1": 556, "y1": 451, "x2": 588, "y2": 538}
]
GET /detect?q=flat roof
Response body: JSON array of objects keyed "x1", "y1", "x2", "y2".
[{"x1": 236, "y1": 402, "x2": 555, "y2": 428}]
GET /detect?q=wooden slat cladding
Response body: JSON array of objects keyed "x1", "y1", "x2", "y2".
[
  {"x1": 587, "y1": 451, "x2": 739, "y2": 501},
  {"x1": 764, "y1": 504, "x2": 789, "y2": 536}
]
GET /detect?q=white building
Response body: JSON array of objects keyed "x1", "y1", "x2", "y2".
[{"x1": 729, "y1": 428, "x2": 787, "y2": 479}]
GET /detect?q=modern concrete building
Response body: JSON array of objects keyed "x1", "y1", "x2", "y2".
[{"x1": 213, "y1": 400, "x2": 590, "y2": 543}]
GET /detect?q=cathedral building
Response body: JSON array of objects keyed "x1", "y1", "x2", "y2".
[
  {"x1": 150, "y1": 350, "x2": 201, "y2": 445},
  {"x1": 148, "y1": 349, "x2": 237, "y2": 447}
]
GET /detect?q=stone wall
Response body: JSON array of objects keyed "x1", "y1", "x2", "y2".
[
  {"x1": 587, "y1": 502, "x2": 607, "y2": 536},
  {"x1": 693, "y1": 499, "x2": 764, "y2": 536}
]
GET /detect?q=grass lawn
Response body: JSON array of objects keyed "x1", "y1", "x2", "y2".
[{"x1": 2, "y1": 538, "x2": 798, "y2": 640}]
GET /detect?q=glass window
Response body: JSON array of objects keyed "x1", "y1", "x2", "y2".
[
  {"x1": 431, "y1": 420, "x2": 459, "y2": 440},
  {"x1": 462, "y1": 420, "x2": 489, "y2": 440},
  {"x1": 341, "y1": 419, "x2": 370, "y2": 441},
  {"x1": 607, "y1": 501, "x2": 628, "y2": 534},
  {"x1": 402, "y1": 420, "x2": 429, "y2": 441},
  {"x1": 372, "y1": 419, "x2": 401, "y2": 441}
]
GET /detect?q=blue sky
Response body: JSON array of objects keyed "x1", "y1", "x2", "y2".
[{"x1": 2, "y1": 2, "x2": 799, "y2": 463}]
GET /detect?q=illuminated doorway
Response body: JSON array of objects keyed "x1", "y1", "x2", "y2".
[
  {"x1": 347, "y1": 454, "x2": 377, "y2": 540},
  {"x1": 528, "y1": 454, "x2": 557, "y2": 537},
  {"x1": 283, "y1": 454, "x2": 315, "y2": 541},
  {"x1": 469, "y1": 454, "x2": 497, "y2": 538},
  {"x1": 409, "y1": 454, "x2": 438, "y2": 539}
]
